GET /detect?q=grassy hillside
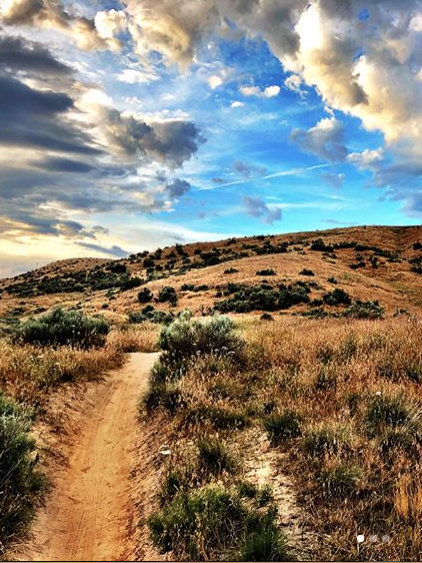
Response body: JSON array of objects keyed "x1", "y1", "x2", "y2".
[{"x1": 2, "y1": 225, "x2": 422, "y2": 323}]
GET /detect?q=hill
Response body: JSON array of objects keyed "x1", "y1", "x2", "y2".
[{"x1": 1, "y1": 225, "x2": 422, "y2": 322}]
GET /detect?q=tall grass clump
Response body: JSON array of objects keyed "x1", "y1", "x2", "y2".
[
  {"x1": 0, "y1": 394, "x2": 44, "y2": 552},
  {"x1": 148, "y1": 483, "x2": 290, "y2": 561},
  {"x1": 14, "y1": 308, "x2": 109, "y2": 349}
]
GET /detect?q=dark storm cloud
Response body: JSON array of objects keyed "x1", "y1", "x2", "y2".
[
  {"x1": 165, "y1": 179, "x2": 191, "y2": 198},
  {"x1": 0, "y1": 74, "x2": 101, "y2": 154},
  {"x1": 0, "y1": 34, "x2": 72, "y2": 75},
  {"x1": 33, "y1": 157, "x2": 97, "y2": 174}
]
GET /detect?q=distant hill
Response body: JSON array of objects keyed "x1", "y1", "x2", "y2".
[{"x1": 2, "y1": 225, "x2": 422, "y2": 322}]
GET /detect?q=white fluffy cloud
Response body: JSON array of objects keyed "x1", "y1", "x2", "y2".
[
  {"x1": 95, "y1": 9, "x2": 127, "y2": 40},
  {"x1": 240, "y1": 84, "x2": 280, "y2": 98},
  {"x1": 208, "y1": 74, "x2": 223, "y2": 89}
]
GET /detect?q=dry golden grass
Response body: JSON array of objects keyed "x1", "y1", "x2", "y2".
[
  {"x1": 145, "y1": 314, "x2": 422, "y2": 561},
  {"x1": 0, "y1": 324, "x2": 159, "y2": 406}
]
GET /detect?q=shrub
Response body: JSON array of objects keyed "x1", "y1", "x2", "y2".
[
  {"x1": 260, "y1": 313, "x2": 274, "y2": 321},
  {"x1": 14, "y1": 308, "x2": 109, "y2": 349},
  {"x1": 328, "y1": 276, "x2": 337, "y2": 284},
  {"x1": 0, "y1": 394, "x2": 44, "y2": 549},
  {"x1": 157, "y1": 286, "x2": 178, "y2": 306},
  {"x1": 344, "y1": 300, "x2": 384, "y2": 319},
  {"x1": 128, "y1": 305, "x2": 173, "y2": 325},
  {"x1": 224, "y1": 268, "x2": 238, "y2": 274},
  {"x1": 310, "y1": 239, "x2": 334, "y2": 252},
  {"x1": 323, "y1": 288, "x2": 351, "y2": 306},
  {"x1": 256, "y1": 269, "x2": 276, "y2": 276},
  {"x1": 181, "y1": 283, "x2": 195, "y2": 291},
  {"x1": 265, "y1": 410, "x2": 303, "y2": 446},
  {"x1": 148, "y1": 484, "x2": 288, "y2": 561},
  {"x1": 138, "y1": 287, "x2": 153, "y2": 303},
  {"x1": 159, "y1": 313, "x2": 244, "y2": 366},
  {"x1": 300, "y1": 269, "x2": 315, "y2": 276}
]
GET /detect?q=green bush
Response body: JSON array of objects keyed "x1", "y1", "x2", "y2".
[
  {"x1": 14, "y1": 308, "x2": 109, "y2": 349},
  {"x1": 0, "y1": 394, "x2": 44, "y2": 549},
  {"x1": 323, "y1": 289, "x2": 351, "y2": 306},
  {"x1": 137, "y1": 287, "x2": 153, "y2": 303},
  {"x1": 344, "y1": 300, "x2": 384, "y2": 319},
  {"x1": 157, "y1": 286, "x2": 178, "y2": 306},
  {"x1": 128, "y1": 305, "x2": 173, "y2": 325},
  {"x1": 300, "y1": 269, "x2": 315, "y2": 276},
  {"x1": 148, "y1": 483, "x2": 289, "y2": 561},
  {"x1": 256, "y1": 269, "x2": 276, "y2": 276},
  {"x1": 159, "y1": 312, "x2": 244, "y2": 366},
  {"x1": 265, "y1": 410, "x2": 302, "y2": 446}
]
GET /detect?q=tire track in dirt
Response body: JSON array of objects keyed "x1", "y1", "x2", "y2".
[{"x1": 16, "y1": 352, "x2": 159, "y2": 562}]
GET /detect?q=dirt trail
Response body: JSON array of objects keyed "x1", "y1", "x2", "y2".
[{"x1": 17, "y1": 352, "x2": 160, "y2": 562}]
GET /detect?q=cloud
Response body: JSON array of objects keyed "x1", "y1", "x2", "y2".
[
  {"x1": 208, "y1": 75, "x2": 223, "y2": 89},
  {"x1": 240, "y1": 84, "x2": 280, "y2": 98},
  {"x1": 243, "y1": 196, "x2": 282, "y2": 224},
  {"x1": 291, "y1": 117, "x2": 348, "y2": 163},
  {"x1": 78, "y1": 242, "x2": 129, "y2": 258},
  {"x1": 95, "y1": 9, "x2": 126, "y2": 39},
  {"x1": 165, "y1": 179, "x2": 191, "y2": 198},
  {"x1": 76, "y1": 93, "x2": 205, "y2": 167},
  {"x1": 233, "y1": 160, "x2": 267, "y2": 179},
  {"x1": 117, "y1": 0, "x2": 422, "y2": 157},
  {"x1": 0, "y1": 0, "x2": 121, "y2": 51},
  {"x1": 284, "y1": 74, "x2": 303, "y2": 94},
  {"x1": 117, "y1": 68, "x2": 159, "y2": 84},
  {"x1": 231, "y1": 100, "x2": 244, "y2": 108},
  {"x1": 0, "y1": 34, "x2": 72, "y2": 76},
  {"x1": 0, "y1": 74, "x2": 101, "y2": 154},
  {"x1": 321, "y1": 172, "x2": 345, "y2": 189}
]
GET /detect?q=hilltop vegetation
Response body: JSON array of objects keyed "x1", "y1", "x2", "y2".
[{"x1": 1, "y1": 225, "x2": 422, "y2": 326}]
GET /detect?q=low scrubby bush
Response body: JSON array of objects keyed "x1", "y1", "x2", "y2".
[
  {"x1": 14, "y1": 308, "x2": 109, "y2": 349},
  {"x1": 0, "y1": 394, "x2": 44, "y2": 550},
  {"x1": 148, "y1": 483, "x2": 289, "y2": 561},
  {"x1": 159, "y1": 312, "x2": 244, "y2": 366},
  {"x1": 157, "y1": 286, "x2": 178, "y2": 306},
  {"x1": 137, "y1": 287, "x2": 153, "y2": 303}
]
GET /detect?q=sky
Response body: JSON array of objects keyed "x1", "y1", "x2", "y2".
[{"x1": 0, "y1": 0, "x2": 422, "y2": 277}]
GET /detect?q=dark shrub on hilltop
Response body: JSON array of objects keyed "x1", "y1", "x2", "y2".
[
  {"x1": 138, "y1": 287, "x2": 153, "y2": 303},
  {"x1": 157, "y1": 286, "x2": 178, "y2": 306},
  {"x1": 14, "y1": 308, "x2": 109, "y2": 349}
]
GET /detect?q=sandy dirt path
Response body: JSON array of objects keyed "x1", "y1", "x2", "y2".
[{"x1": 17, "y1": 352, "x2": 159, "y2": 562}]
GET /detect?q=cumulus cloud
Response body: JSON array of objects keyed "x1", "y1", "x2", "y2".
[
  {"x1": 117, "y1": 0, "x2": 422, "y2": 156},
  {"x1": 0, "y1": 0, "x2": 121, "y2": 51},
  {"x1": 95, "y1": 9, "x2": 126, "y2": 40},
  {"x1": 243, "y1": 196, "x2": 282, "y2": 224},
  {"x1": 208, "y1": 74, "x2": 223, "y2": 89},
  {"x1": 291, "y1": 117, "x2": 348, "y2": 163},
  {"x1": 240, "y1": 84, "x2": 280, "y2": 98},
  {"x1": 231, "y1": 100, "x2": 244, "y2": 108}
]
